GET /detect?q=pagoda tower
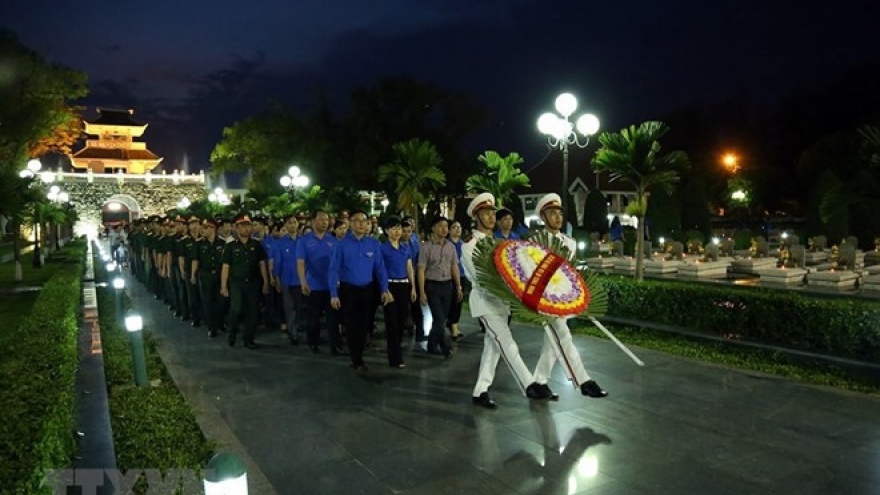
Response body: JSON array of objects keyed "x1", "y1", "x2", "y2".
[{"x1": 71, "y1": 108, "x2": 162, "y2": 173}]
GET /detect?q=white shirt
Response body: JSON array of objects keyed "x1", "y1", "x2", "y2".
[
  {"x1": 461, "y1": 230, "x2": 510, "y2": 318},
  {"x1": 547, "y1": 230, "x2": 576, "y2": 261}
]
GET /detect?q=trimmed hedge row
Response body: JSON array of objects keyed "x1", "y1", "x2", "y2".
[
  {"x1": 94, "y1": 271, "x2": 212, "y2": 492},
  {"x1": 593, "y1": 275, "x2": 880, "y2": 362},
  {"x1": 0, "y1": 243, "x2": 85, "y2": 495}
]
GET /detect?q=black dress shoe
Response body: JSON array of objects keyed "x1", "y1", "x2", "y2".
[
  {"x1": 208, "y1": 330, "x2": 218, "y2": 338},
  {"x1": 540, "y1": 383, "x2": 560, "y2": 401},
  {"x1": 472, "y1": 392, "x2": 497, "y2": 410},
  {"x1": 191, "y1": 321, "x2": 201, "y2": 328},
  {"x1": 244, "y1": 342, "x2": 259, "y2": 349},
  {"x1": 350, "y1": 363, "x2": 367, "y2": 372},
  {"x1": 526, "y1": 382, "x2": 551, "y2": 400},
  {"x1": 580, "y1": 380, "x2": 608, "y2": 398},
  {"x1": 331, "y1": 346, "x2": 348, "y2": 356}
]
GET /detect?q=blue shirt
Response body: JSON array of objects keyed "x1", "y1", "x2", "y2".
[
  {"x1": 448, "y1": 237, "x2": 465, "y2": 277},
  {"x1": 408, "y1": 233, "x2": 421, "y2": 262},
  {"x1": 494, "y1": 230, "x2": 521, "y2": 240},
  {"x1": 328, "y1": 231, "x2": 389, "y2": 298},
  {"x1": 272, "y1": 235, "x2": 300, "y2": 287},
  {"x1": 296, "y1": 231, "x2": 337, "y2": 291},
  {"x1": 381, "y1": 241, "x2": 411, "y2": 280}
]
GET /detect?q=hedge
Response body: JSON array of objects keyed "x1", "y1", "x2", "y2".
[
  {"x1": 593, "y1": 275, "x2": 880, "y2": 362},
  {"x1": 94, "y1": 263, "x2": 212, "y2": 493},
  {"x1": 0, "y1": 243, "x2": 84, "y2": 495}
]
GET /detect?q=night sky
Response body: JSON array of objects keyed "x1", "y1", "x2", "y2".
[{"x1": 2, "y1": 0, "x2": 880, "y2": 173}]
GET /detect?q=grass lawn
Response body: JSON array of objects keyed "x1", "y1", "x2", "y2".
[{"x1": 0, "y1": 242, "x2": 84, "y2": 335}]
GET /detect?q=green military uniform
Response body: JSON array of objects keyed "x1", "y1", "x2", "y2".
[
  {"x1": 182, "y1": 219, "x2": 202, "y2": 327},
  {"x1": 161, "y1": 227, "x2": 178, "y2": 309},
  {"x1": 222, "y1": 216, "x2": 267, "y2": 348},
  {"x1": 172, "y1": 227, "x2": 191, "y2": 320},
  {"x1": 194, "y1": 228, "x2": 226, "y2": 337}
]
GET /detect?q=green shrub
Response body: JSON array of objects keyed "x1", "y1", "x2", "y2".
[
  {"x1": 733, "y1": 229, "x2": 754, "y2": 250},
  {"x1": 95, "y1": 266, "x2": 213, "y2": 492},
  {"x1": 592, "y1": 275, "x2": 880, "y2": 361},
  {"x1": 0, "y1": 256, "x2": 83, "y2": 494}
]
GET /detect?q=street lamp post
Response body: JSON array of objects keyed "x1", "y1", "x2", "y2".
[
  {"x1": 279, "y1": 166, "x2": 310, "y2": 193},
  {"x1": 380, "y1": 198, "x2": 390, "y2": 213},
  {"x1": 47, "y1": 186, "x2": 69, "y2": 251},
  {"x1": 20, "y1": 159, "x2": 51, "y2": 268},
  {"x1": 537, "y1": 93, "x2": 600, "y2": 218},
  {"x1": 124, "y1": 314, "x2": 149, "y2": 387},
  {"x1": 113, "y1": 276, "x2": 125, "y2": 325}
]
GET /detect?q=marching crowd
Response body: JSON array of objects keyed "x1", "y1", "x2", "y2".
[{"x1": 121, "y1": 192, "x2": 607, "y2": 409}]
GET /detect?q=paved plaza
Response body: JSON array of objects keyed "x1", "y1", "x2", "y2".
[{"x1": 127, "y1": 280, "x2": 880, "y2": 495}]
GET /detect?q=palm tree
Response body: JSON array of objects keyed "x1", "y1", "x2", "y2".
[
  {"x1": 378, "y1": 138, "x2": 446, "y2": 231},
  {"x1": 465, "y1": 150, "x2": 530, "y2": 208},
  {"x1": 0, "y1": 169, "x2": 43, "y2": 280},
  {"x1": 25, "y1": 199, "x2": 66, "y2": 267},
  {"x1": 591, "y1": 121, "x2": 690, "y2": 281}
]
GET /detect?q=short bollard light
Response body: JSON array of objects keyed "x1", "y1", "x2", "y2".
[
  {"x1": 124, "y1": 314, "x2": 149, "y2": 387},
  {"x1": 106, "y1": 261, "x2": 117, "y2": 273},
  {"x1": 113, "y1": 277, "x2": 125, "y2": 324},
  {"x1": 203, "y1": 453, "x2": 248, "y2": 495}
]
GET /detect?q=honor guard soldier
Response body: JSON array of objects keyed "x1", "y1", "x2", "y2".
[
  {"x1": 221, "y1": 214, "x2": 270, "y2": 348},
  {"x1": 182, "y1": 216, "x2": 203, "y2": 327},
  {"x1": 462, "y1": 193, "x2": 550, "y2": 409},
  {"x1": 192, "y1": 218, "x2": 226, "y2": 338},
  {"x1": 532, "y1": 193, "x2": 608, "y2": 399}
]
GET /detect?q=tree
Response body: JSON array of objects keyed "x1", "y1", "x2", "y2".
[
  {"x1": 24, "y1": 199, "x2": 65, "y2": 268},
  {"x1": 208, "y1": 102, "x2": 325, "y2": 196},
  {"x1": 341, "y1": 77, "x2": 486, "y2": 193},
  {"x1": 378, "y1": 139, "x2": 446, "y2": 232},
  {"x1": 465, "y1": 151, "x2": 530, "y2": 208},
  {"x1": 583, "y1": 189, "x2": 610, "y2": 237},
  {"x1": 591, "y1": 121, "x2": 690, "y2": 281},
  {"x1": 0, "y1": 30, "x2": 87, "y2": 171}
]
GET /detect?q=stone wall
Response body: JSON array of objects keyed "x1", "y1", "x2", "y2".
[{"x1": 62, "y1": 181, "x2": 207, "y2": 237}]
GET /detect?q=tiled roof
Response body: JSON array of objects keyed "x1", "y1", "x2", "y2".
[
  {"x1": 89, "y1": 108, "x2": 145, "y2": 127},
  {"x1": 72, "y1": 147, "x2": 159, "y2": 160}
]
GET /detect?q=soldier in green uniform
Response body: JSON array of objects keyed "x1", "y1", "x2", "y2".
[
  {"x1": 145, "y1": 217, "x2": 162, "y2": 299},
  {"x1": 192, "y1": 218, "x2": 226, "y2": 337},
  {"x1": 172, "y1": 216, "x2": 190, "y2": 319},
  {"x1": 221, "y1": 214, "x2": 270, "y2": 348},
  {"x1": 182, "y1": 216, "x2": 203, "y2": 327},
  {"x1": 161, "y1": 218, "x2": 178, "y2": 309}
]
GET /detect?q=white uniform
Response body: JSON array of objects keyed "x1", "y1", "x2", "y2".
[
  {"x1": 533, "y1": 230, "x2": 592, "y2": 387},
  {"x1": 462, "y1": 230, "x2": 534, "y2": 396}
]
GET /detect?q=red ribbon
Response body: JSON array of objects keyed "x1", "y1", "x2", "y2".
[{"x1": 520, "y1": 251, "x2": 564, "y2": 311}]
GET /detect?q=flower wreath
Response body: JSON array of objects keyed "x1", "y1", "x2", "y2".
[{"x1": 473, "y1": 230, "x2": 607, "y2": 326}]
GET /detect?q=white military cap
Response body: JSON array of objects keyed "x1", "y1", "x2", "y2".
[
  {"x1": 467, "y1": 192, "x2": 496, "y2": 217},
  {"x1": 536, "y1": 193, "x2": 563, "y2": 215}
]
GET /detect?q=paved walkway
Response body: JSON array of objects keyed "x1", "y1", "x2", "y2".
[{"x1": 127, "y1": 279, "x2": 880, "y2": 495}]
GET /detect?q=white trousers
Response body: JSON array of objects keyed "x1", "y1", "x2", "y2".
[
  {"x1": 533, "y1": 318, "x2": 590, "y2": 387},
  {"x1": 472, "y1": 313, "x2": 534, "y2": 397}
]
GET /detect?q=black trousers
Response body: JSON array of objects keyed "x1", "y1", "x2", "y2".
[
  {"x1": 425, "y1": 280, "x2": 453, "y2": 354},
  {"x1": 305, "y1": 290, "x2": 340, "y2": 348},
  {"x1": 198, "y1": 272, "x2": 223, "y2": 331},
  {"x1": 409, "y1": 271, "x2": 425, "y2": 339},
  {"x1": 447, "y1": 276, "x2": 467, "y2": 325},
  {"x1": 384, "y1": 282, "x2": 411, "y2": 366},
  {"x1": 340, "y1": 282, "x2": 375, "y2": 367}
]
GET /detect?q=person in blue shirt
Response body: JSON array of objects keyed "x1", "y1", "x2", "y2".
[
  {"x1": 494, "y1": 208, "x2": 522, "y2": 240},
  {"x1": 329, "y1": 210, "x2": 393, "y2": 371},
  {"x1": 296, "y1": 210, "x2": 343, "y2": 354},
  {"x1": 402, "y1": 216, "x2": 425, "y2": 340},
  {"x1": 446, "y1": 220, "x2": 465, "y2": 341},
  {"x1": 273, "y1": 214, "x2": 302, "y2": 345},
  {"x1": 379, "y1": 217, "x2": 417, "y2": 368}
]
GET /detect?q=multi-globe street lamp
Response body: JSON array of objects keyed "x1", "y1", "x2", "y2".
[
  {"x1": 280, "y1": 166, "x2": 309, "y2": 191},
  {"x1": 47, "y1": 185, "x2": 70, "y2": 251},
  {"x1": 208, "y1": 187, "x2": 231, "y2": 205},
  {"x1": 18, "y1": 158, "x2": 58, "y2": 268},
  {"x1": 537, "y1": 93, "x2": 600, "y2": 217}
]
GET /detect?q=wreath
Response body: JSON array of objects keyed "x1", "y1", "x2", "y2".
[{"x1": 473, "y1": 231, "x2": 607, "y2": 326}]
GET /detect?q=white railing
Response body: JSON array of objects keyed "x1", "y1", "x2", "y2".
[{"x1": 54, "y1": 170, "x2": 206, "y2": 184}]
